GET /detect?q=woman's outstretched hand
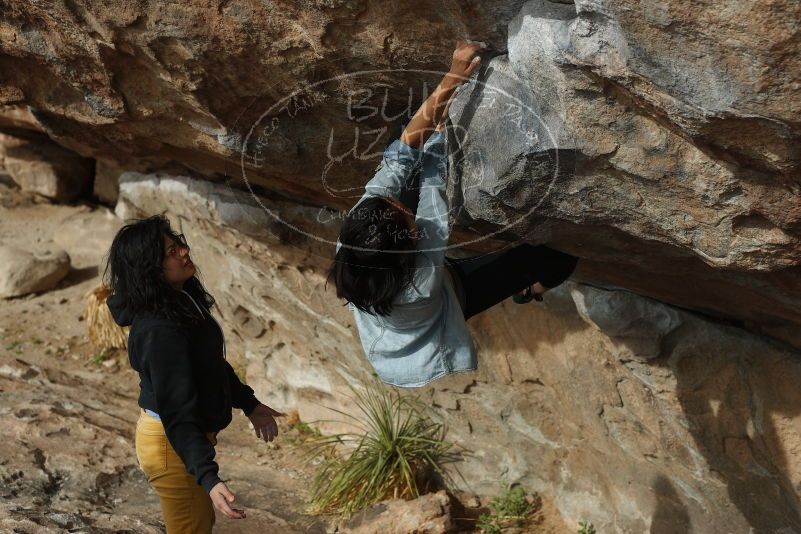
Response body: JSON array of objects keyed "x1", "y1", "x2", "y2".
[
  {"x1": 445, "y1": 40, "x2": 483, "y2": 86},
  {"x1": 210, "y1": 481, "x2": 246, "y2": 519},
  {"x1": 400, "y1": 40, "x2": 483, "y2": 148},
  {"x1": 247, "y1": 402, "x2": 285, "y2": 442}
]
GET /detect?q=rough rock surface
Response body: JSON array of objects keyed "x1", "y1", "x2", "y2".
[
  {"x1": 0, "y1": 0, "x2": 524, "y2": 197},
  {"x1": 0, "y1": 245, "x2": 70, "y2": 298},
  {"x1": 118, "y1": 173, "x2": 801, "y2": 533},
  {"x1": 1, "y1": 0, "x2": 799, "y2": 347}
]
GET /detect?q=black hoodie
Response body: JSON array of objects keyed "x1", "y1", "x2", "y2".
[{"x1": 108, "y1": 285, "x2": 260, "y2": 493}]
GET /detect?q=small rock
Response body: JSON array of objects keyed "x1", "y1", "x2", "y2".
[
  {"x1": 0, "y1": 245, "x2": 70, "y2": 298},
  {"x1": 463, "y1": 495, "x2": 481, "y2": 508},
  {"x1": 46, "y1": 512, "x2": 81, "y2": 529},
  {"x1": 94, "y1": 157, "x2": 125, "y2": 205},
  {"x1": 339, "y1": 490, "x2": 456, "y2": 534},
  {"x1": 525, "y1": 493, "x2": 538, "y2": 505},
  {"x1": 0, "y1": 358, "x2": 40, "y2": 380}
]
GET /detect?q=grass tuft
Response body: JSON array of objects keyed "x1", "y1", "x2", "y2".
[
  {"x1": 89, "y1": 351, "x2": 108, "y2": 365},
  {"x1": 477, "y1": 484, "x2": 536, "y2": 533}
]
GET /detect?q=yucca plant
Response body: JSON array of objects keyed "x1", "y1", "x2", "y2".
[{"x1": 304, "y1": 385, "x2": 462, "y2": 516}]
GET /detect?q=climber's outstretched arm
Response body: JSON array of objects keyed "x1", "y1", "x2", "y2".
[
  {"x1": 400, "y1": 40, "x2": 481, "y2": 150},
  {"x1": 434, "y1": 98, "x2": 452, "y2": 133}
]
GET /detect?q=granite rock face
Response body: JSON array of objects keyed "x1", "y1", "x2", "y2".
[
  {"x1": 446, "y1": 0, "x2": 801, "y2": 347},
  {"x1": 117, "y1": 174, "x2": 801, "y2": 533}
]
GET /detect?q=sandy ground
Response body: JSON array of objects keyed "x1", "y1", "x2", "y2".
[{"x1": 0, "y1": 183, "x2": 570, "y2": 533}]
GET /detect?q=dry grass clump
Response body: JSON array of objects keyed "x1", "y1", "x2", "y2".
[{"x1": 85, "y1": 284, "x2": 128, "y2": 352}]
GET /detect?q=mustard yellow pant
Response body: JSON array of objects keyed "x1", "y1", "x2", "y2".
[{"x1": 135, "y1": 409, "x2": 218, "y2": 534}]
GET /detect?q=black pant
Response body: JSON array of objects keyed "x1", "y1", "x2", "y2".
[
  {"x1": 382, "y1": 120, "x2": 579, "y2": 321},
  {"x1": 446, "y1": 245, "x2": 579, "y2": 320}
]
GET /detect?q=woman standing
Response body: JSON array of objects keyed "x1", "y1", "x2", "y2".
[
  {"x1": 106, "y1": 215, "x2": 284, "y2": 532},
  {"x1": 329, "y1": 41, "x2": 579, "y2": 388}
]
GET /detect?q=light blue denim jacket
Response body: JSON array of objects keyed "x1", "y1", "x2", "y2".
[{"x1": 336, "y1": 131, "x2": 477, "y2": 387}]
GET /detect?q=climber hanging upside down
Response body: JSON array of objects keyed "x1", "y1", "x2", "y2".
[{"x1": 329, "y1": 40, "x2": 579, "y2": 387}]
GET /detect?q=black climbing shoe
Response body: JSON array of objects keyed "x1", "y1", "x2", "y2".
[{"x1": 513, "y1": 286, "x2": 544, "y2": 304}]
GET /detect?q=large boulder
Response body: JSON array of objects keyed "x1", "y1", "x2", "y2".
[
  {"x1": 2, "y1": 0, "x2": 798, "y2": 347},
  {"x1": 0, "y1": 0, "x2": 526, "y2": 202},
  {"x1": 445, "y1": 0, "x2": 801, "y2": 348},
  {"x1": 0, "y1": 245, "x2": 70, "y2": 298},
  {"x1": 117, "y1": 173, "x2": 801, "y2": 533},
  {"x1": 52, "y1": 208, "x2": 122, "y2": 263}
]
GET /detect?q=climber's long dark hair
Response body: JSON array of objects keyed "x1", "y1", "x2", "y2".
[
  {"x1": 104, "y1": 214, "x2": 215, "y2": 322},
  {"x1": 328, "y1": 196, "x2": 417, "y2": 316}
]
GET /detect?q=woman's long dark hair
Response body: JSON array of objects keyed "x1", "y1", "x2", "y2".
[
  {"x1": 328, "y1": 196, "x2": 417, "y2": 316},
  {"x1": 105, "y1": 214, "x2": 215, "y2": 322}
]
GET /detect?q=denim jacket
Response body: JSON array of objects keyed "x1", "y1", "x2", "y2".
[{"x1": 336, "y1": 131, "x2": 477, "y2": 387}]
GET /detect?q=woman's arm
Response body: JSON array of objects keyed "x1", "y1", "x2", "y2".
[
  {"x1": 345, "y1": 41, "x2": 481, "y2": 220},
  {"x1": 434, "y1": 96, "x2": 452, "y2": 133},
  {"x1": 224, "y1": 361, "x2": 260, "y2": 416},
  {"x1": 400, "y1": 40, "x2": 482, "y2": 150},
  {"x1": 414, "y1": 133, "x2": 449, "y2": 259},
  {"x1": 406, "y1": 106, "x2": 453, "y2": 300}
]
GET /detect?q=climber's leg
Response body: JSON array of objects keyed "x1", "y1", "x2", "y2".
[{"x1": 448, "y1": 244, "x2": 578, "y2": 320}]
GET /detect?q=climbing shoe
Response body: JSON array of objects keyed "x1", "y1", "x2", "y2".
[{"x1": 513, "y1": 285, "x2": 544, "y2": 304}]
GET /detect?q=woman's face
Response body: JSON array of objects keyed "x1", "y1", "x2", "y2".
[{"x1": 162, "y1": 234, "x2": 195, "y2": 289}]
